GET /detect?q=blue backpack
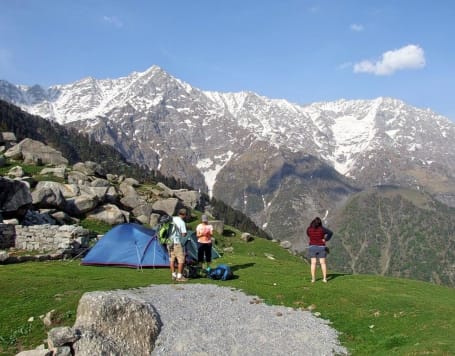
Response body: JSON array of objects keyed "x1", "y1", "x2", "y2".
[{"x1": 207, "y1": 264, "x2": 233, "y2": 281}]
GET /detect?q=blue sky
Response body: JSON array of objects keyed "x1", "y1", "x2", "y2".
[{"x1": 1, "y1": 0, "x2": 454, "y2": 120}]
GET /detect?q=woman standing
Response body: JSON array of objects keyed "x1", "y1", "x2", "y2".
[
  {"x1": 196, "y1": 214, "x2": 213, "y2": 269},
  {"x1": 306, "y1": 217, "x2": 333, "y2": 283}
]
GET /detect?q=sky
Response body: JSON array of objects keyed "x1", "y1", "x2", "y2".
[{"x1": 1, "y1": 0, "x2": 454, "y2": 121}]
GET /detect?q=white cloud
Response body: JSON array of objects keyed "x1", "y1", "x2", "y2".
[
  {"x1": 103, "y1": 16, "x2": 123, "y2": 28},
  {"x1": 353, "y1": 44, "x2": 426, "y2": 76},
  {"x1": 350, "y1": 24, "x2": 364, "y2": 32}
]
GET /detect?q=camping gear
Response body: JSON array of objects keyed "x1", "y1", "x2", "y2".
[
  {"x1": 157, "y1": 214, "x2": 175, "y2": 245},
  {"x1": 81, "y1": 223, "x2": 169, "y2": 268},
  {"x1": 206, "y1": 264, "x2": 234, "y2": 281},
  {"x1": 183, "y1": 264, "x2": 207, "y2": 279}
]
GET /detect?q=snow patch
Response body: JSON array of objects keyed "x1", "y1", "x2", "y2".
[{"x1": 196, "y1": 151, "x2": 234, "y2": 197}]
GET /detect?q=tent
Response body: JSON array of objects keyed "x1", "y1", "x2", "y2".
[
  {"x1": 184, "y1": 231, "x2": 221, "y2": 262},
  {"x1": 81, "y1": 223, "x2": 169, "y2": 268}
]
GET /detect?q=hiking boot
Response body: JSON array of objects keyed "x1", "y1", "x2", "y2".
[{"x1": 176, "y1": 276, "x2": 188, "y2": 282}]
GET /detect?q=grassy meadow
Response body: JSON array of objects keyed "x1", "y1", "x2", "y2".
[{"x1": 0, "y1": 231, "x2": 454, "y2": 355}]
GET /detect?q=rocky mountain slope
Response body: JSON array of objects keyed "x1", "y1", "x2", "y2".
[
  {"x1": 330, "y1": 186, "x2": 455, "y2": 287},
  {"x1": 2, "y1": 66, "x2": 455, "y2": 253}
]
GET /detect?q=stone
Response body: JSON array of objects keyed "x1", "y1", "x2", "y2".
[
  {"x1": 73, "y1": 291, "x2": 160, "y2": 355},
  {"x1": 86, "y1": 204, "x2": 129, "y2": 225},
  {"x1": 0, "y1": 176, "x2": 32, "y2": 217},
  {"x1": 4, "y1": 138, "x2": 68, "y2": 166},
  {"x1": 151, "y1": 198, "x2": 179, "y2": 216},
  {"x1": 47, "y1": 326, "x2": 81, "y2": 348}
]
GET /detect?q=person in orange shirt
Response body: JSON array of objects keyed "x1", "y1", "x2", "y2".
[{"x1": 196, "y1": 214, "x2": 213, "y2": 269}]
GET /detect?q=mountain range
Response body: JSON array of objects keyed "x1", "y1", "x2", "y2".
[{"x1": 1, "y1": 65, "x2": 455, "y2": 285}]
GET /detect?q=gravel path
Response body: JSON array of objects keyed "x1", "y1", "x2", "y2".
[{"x1": 131, "y1": 283, "x2": 348, "y2": 355}]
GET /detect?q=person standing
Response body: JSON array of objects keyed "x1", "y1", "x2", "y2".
[
  {"x1": 306, "y1": 217, "x2": 333, "y2": 283},
  {"x1": 196, "y1": 214, "x2": 213, "y2": 269},
  {"x1": 169, "y1": 208, "x2": 188, "y2": 282}
]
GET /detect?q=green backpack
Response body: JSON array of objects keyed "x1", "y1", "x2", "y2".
[{"x1": 158, "y1": 215, "x2": 175, "y2": 245}]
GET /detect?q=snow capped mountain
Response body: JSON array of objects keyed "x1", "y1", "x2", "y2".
[
  {"x1": 3, "y1": 66, "x2": 454, "y2": 180},
  {"x1": 2, "y1": 65, "x2": 455, "y2": 248}
]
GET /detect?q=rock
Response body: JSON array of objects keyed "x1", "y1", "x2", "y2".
[
  {"x1": 15, "y1": 347, "x2": 50, "y2": 356},
  {"x1": 31, "y1": 181, "x2": 67, "y2": 210},
  {"x1": 151, "y1": 198, "x2": 179, "y2": 216},
  {"x1": 210, "y1": 220, "x2": 224, "y2": 234},
  {"x1": 0, "y1": 176, "x2": 32, "y2": 218},
  {"x1": 149, "y1": 213, "x2": 160, "y2": 227},
  {"x1": 67, "y1": 170, "x2": 89, "y2": 185},
  {"x1": 39, "y1": 167, "x2": 66, "y2": 178},
  {"x1": 73, "y1": 291, "x2": 160, "y2": 355},
  {"x1": 42, "y1": 309, "x2": 56, "y2": 327},
  {"x1": 173, "y1": 189, "x2": 200, "y2": 209},
  {"x1": 280, "y1": 240, "x2": 292, "y2": 249},
  {"x1": 72, "y1": 161, "x2": 105, "y2": 177},
  {"x1": 4, "y1": 138, "x2": 68, "y2": 166},
  {"x1": 7, "y1": 165, "x2": 24, "y2": 177},
  {"x1": 241, "y1": 232, "x2": 253, "y2": 242},
  {"x1": 47, "y1": 326, "x2": 81, "y2": 348},
  {"x1": 64, "y1": 195, "x2": 99, "y2": 216},
  {"x1": 0, "y1": 132, "x2": 17, "y2": 148},
  {"x1": 85, "y1": 204, "x2": 129, "y2": 225}
]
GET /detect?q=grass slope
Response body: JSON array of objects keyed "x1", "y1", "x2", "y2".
[
  {"x1": 0, "y1": 234, "x2": 454, "y2": 356},
  {"x1": 331, "y1": 186, "x2": 455, "y2": 287}
]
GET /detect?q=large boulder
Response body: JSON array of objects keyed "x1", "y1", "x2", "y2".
[
  {"x1": 4, "y1": 138, "x2": 68, "y2": 166},
  {"x1": 39, "y1": 167, "x2": 66, "y2": 178},
  {"x1": 119, "y1": 179, "x2": 144, "y2": 209},
  {"x1": 31, "y1": 181, "x2": 67, "y2": 209},
  {"x1": 85, "y1": 204, "x2": 129, "y2": 225},
  {"x1": 72, "y1": 161, "x2": 105, "y2": 177},
  {"x1": 72, "y1": 291, "x2": 160, "y2": 355},
  {"x1": 0, "y1": 132, "x2": 17, "y2": 148},
  {"x1": 67, "y1": 170, "x2": 90, "y2": 185},
  {"x1": 173, "y1": 189, "x2": 200, "y2": 209},
  {"x1": 151, "y1": 198, "x2": 179, "y2": 216},
  {"x1": 64, "y1": 195, "x2": 99, "y2": 216},
  {"x1": 0, "y1": 177, "x2": 32, "y2": 218}
]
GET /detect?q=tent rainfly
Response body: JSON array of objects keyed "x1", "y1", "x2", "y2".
[{"x1": 81, "y1": 223, "x2": 169, "y2": 268}]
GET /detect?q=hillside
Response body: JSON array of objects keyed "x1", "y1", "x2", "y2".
[
  {"x1": 0, "y1": 99, "x2": 268, "y2": 238},
  {"x1": 0, "y1": 234, "x2": 454, "y2": 355},
  {"x1": 330, "y1": 186, "x2": 455, "y2": 287},
  {"x1": 2, "y1": 99, "x2": 455, "y2": 287}
]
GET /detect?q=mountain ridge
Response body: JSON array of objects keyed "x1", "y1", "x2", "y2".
[{"x1": 1, "y1": 64, "x2": 455, "y2": 256}]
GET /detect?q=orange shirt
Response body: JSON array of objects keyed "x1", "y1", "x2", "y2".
[{"x1": 196, "y1": 223, "x2": 213, "y2": 243}]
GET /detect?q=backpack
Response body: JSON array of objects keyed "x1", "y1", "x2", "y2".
[
  {"x1": 158, "y1": 215, "x2": 175, "y2": 245},
  {"x1": 207, "y1": 264, "x2": 233, "y2": 281},
  {"x1": 183, "y1": 264, "x2": 206, "y2": 279}
]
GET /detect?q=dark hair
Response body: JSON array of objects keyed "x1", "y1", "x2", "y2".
[{"x1": 310, "y1": 217, "x2": 322, "y2": 228}]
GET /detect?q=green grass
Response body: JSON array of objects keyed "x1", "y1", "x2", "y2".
[
  {"x1": 1, "y1": 235, "x2": 454, "y2": 355},
  {"x1": 0, "y1": 160, "x2": 65, "y2": 183}
]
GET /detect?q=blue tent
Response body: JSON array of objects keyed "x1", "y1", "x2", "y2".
[{"x1": 81, "y1": 223, "x2": 169, "y2": 268}]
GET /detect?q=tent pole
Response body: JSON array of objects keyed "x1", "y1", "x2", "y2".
[{"x1": 135, "y1": 242, "x2": 143, "y2": 272}]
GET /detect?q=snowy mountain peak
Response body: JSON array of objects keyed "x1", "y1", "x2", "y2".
[{"x1": 1, "y1": 65, "x2": 454, "y2": 184}]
